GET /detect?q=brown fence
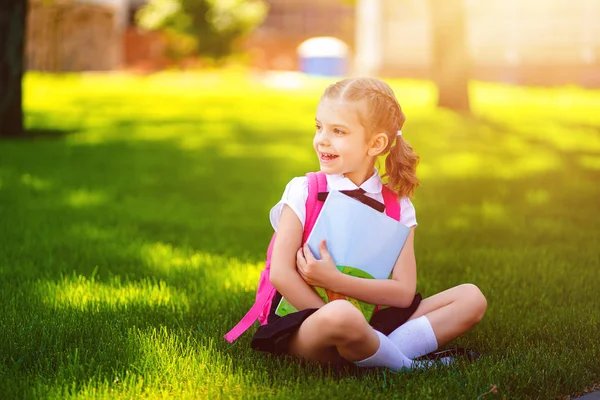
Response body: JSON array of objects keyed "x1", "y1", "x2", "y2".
[{"x1": 27, "y1": 0, "x2": 121, "y2": 72}]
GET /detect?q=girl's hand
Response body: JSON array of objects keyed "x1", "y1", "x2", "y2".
[{"x1": 296, "y1": 240, "x2": 341, "y2": 287}]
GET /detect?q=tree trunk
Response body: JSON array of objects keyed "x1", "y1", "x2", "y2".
[
  {"x1": 428, "y1": 0, "x2": 471, "y2": 113},
  {"x1": 0, "y1": 0, "x2": 27, "y2": 137}
]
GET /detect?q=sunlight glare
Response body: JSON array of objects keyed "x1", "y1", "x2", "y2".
[
  {"x1": 36, "y1": 275, "x2": 189, "y2": 311},
  {"x1": 20, "y1": 173, "x2": 52, "y2": 191},
  {"x1": 140, "y1": 242, "x2": 262, "y2": 293},
  {"x1": 65, "y1": 189, "x2": 108, "y2": 208}
]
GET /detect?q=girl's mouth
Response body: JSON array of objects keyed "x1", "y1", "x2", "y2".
[{"x1": 319, "y1": 152, "x2": 339, "y2": 163}]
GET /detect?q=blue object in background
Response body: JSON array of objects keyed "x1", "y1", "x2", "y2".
[
  {"x1": 298, "y1": 37, "x2": 349, "y2": 77},
  {"x1": 300, "y1": 57, "x2": 347, "y2": 77}
]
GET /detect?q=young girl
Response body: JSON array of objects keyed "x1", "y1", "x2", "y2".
[{"x1": 250, "y1": 77, "x2": 487, "y2": 370}]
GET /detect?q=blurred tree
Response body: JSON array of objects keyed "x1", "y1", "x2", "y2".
[
  {"x1": 428, "y1": 0, "x2": 470, "y2": 112},
  {"x1": 0, "y1": 0, "x2": 27, "y2": 137},
  {"x1": 136, "y1": 0, "x2": 268, "y2": 61},
  {"x1": 348, "y1": 0, "x2": 471, "y2": 113}
]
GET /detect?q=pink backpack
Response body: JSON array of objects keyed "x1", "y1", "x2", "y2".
[{"x1": 224, "y1": 171, "x2": 401, "y2": 343}]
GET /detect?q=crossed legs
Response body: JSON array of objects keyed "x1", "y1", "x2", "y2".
[
  {"x1": 406, "y1": 283, "x2": 487, "y2": 347},
  {"x1": 287, "y1": 283, "x2": 487, "y2": 364},
  {"x1": 287, "y1": 299, "x2": 380, "y2": 363}
]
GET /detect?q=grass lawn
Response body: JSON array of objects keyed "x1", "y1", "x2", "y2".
[{"x1": 0, "y1": 71, "x2": 599, "y2": 399}]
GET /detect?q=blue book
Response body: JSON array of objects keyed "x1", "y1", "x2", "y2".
[{"x1": 275, "y1": 190, "x2": 411, "y2": 321}]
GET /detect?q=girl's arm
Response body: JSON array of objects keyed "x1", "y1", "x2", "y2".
[
  {"x1": 297, "y1": 227, "x2": 418, "y2": 308},
  {"x1": 269, "y1": 205, "x2": 327, "y2": 310}
]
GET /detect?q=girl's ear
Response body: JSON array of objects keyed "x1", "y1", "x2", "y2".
[{"x1": 368, "y1": 132, "x2": 389, "y2": 156}]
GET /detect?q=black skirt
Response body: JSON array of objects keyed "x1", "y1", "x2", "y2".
[{"x1": 250, "y1": 292, "x2": 422, "y2": 356}]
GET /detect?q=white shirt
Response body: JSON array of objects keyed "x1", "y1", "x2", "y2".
[{"x1": 269, "y1": 170, "x2": 418, "y2": 231}]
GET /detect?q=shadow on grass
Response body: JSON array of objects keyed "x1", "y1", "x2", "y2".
[
  {"x1": 0, "y1": 128, "x2": 79, "y2": 142},
  {"x1": 28, "y1": 128, "x2": 80, "y2": 139}
]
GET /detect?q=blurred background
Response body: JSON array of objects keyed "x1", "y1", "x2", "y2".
[
  {"x1": 22, "y1": 0, "x2": 600, "y2": 84},
  {"x1": 2, "y1": 0, "x2": 598, "y2": 136}
]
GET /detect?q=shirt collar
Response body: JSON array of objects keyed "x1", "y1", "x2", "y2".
[{"x1": 326, "y1": 169, "x2": 382, "y2": 194}]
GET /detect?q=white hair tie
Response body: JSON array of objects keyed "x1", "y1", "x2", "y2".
[{"x1": 397, "y1": 130, "x2": 402, "y2": 137}]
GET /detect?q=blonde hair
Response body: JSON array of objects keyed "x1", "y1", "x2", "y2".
[{"x1": 321, "y1": 77, "x2": 419, "y2": 198}]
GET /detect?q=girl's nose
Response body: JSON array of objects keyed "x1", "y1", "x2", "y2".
[{"x1": 315, "y1": 129, "x2": 331, "y2": 146}]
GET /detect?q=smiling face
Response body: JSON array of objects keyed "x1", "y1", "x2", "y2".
[
  {"x1": 313, "y1": 97, "x2": 378, "y2": 186},
  {"x1": 315, "y1": 77, "x2": 417, "y2": 197}
]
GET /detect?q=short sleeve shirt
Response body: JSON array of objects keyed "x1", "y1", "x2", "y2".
[{"x1": 269, "y1": 170, "x2": 417, "y2": 231}]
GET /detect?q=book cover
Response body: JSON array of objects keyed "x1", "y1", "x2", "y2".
[{"x1": 275, "y1": 190, "x2": 411, "y2": 321}]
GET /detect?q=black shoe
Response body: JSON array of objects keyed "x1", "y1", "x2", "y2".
[{"x1": 416, "y1": 347, "x2": 480, "y2": 362}]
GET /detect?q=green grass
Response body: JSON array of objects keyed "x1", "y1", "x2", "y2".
[{"x1": 0, "y1": 71, "x2": 598, "y2": 399}]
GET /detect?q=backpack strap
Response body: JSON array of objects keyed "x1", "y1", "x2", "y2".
[
  {"x1": 224, "y1": 172, "x2": 327, "y2": 343},
  {"x1": 224, "y1": 281, "x2": 276, "y2": 342},
  {"x1": 303, "y1": 171, "x2": 327, "y2": 243},
  {"x1": 382, "y1": 185, "x2": 401, "y2": 221},
  {"x1": 373, "y1": 185, "x2": 402, "y2": 315}
]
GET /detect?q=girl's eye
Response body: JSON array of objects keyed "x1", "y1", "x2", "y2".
[
  {"x1": 315, "y1": 125, "x2": 322, "y2": 131},
  {"x1": 334, "y1": 128, "x2": 346, "y2": 135}
]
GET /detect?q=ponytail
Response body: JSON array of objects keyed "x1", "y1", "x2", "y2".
[{"x1": 383, "y1": 136, "x2": 419, "y2": 199}]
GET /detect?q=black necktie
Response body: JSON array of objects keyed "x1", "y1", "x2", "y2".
[{"x1": 317, "y1": 189, "x2": 385, "y2": 213}]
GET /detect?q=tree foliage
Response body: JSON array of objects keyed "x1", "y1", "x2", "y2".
[{"x1": 136, "y1": 0, "x2": 268, "y2": 60}]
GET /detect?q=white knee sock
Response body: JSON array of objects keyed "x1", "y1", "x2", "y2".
[
  {"x1": 388, "y1": 316, "x2": 439, "y2": 359},
  {"x1": 354, "y1": 330, "x2": 413, "y2": 370},
  {"x1": 387, "y1": 316, "x2": 455, "y2": 366},
  {"x1": 354, "y1": 325, "x2": 454, "y2": 371}
]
